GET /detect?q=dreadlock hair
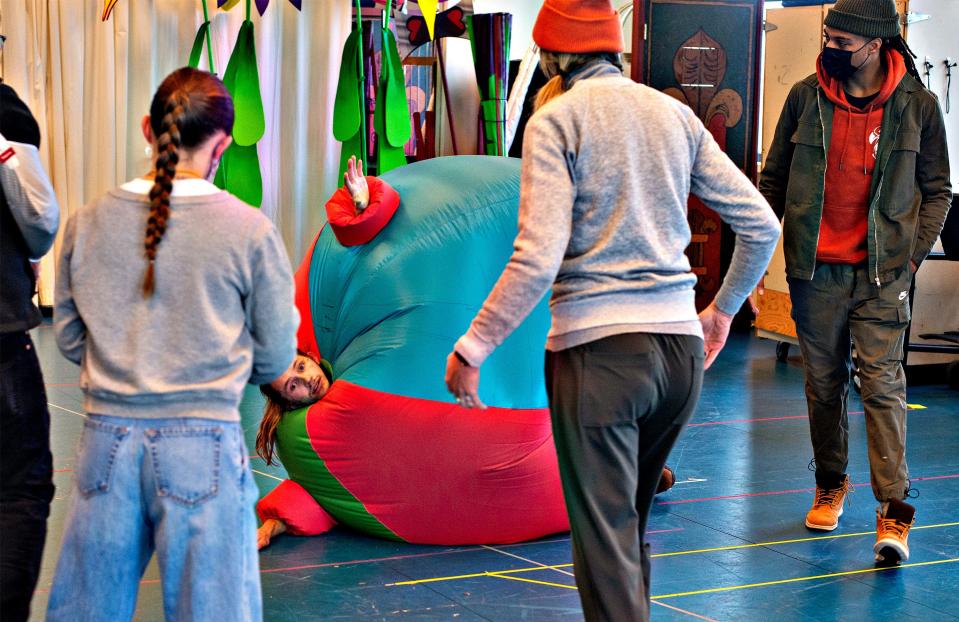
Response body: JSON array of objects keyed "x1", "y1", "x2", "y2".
[
  {"x1": 534, "y1": 50, "x2": 623, "y2": 111},
  {"x1": 143, "y1": 67, "x2": 234, "y2": 296},
  {"x1": 884, "y1": 35, "x2": 922, "y2": 84}
]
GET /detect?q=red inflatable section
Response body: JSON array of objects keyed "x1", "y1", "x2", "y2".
[
  {"x1": 293, "y1": 231, "x2": 321, "y2": 361},
  {"x1": 308, "y1": 381, "x2": 569, "y2": 545},
  {"x1": 325, "y1": 178, "x2": 401, "y2": 247},
  {"x1": 256, "y1": 479, "x2": 337, "y2": 536}
]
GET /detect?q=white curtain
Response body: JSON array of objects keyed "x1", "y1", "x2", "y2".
[{"x1": 0, "y1": 0, "x2": 350, "y2": 303}]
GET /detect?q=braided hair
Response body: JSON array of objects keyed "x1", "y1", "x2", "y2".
[
  {"x1": 884, "y1": 35, "x2": 923, "y2": 84},
  {"x1": 143, "y1": 67, "x2": 234, "y2": 296}
]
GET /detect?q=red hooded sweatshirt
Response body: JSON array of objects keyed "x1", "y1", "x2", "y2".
[{"x1": 815, "y1": 49, "x2": 906, "y2": 264}]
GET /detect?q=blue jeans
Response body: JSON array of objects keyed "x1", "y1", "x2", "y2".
[{"x1": 47, "y1": 415, "x2": 261, "y2": 622}]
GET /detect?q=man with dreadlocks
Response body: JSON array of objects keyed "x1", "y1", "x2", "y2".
[{"x1": 760, "y1": 0, "x2": 951, "y2": 566}]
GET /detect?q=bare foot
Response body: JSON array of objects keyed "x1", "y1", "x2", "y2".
[{"x1": 257, "y1": 518, "x2": 287, "y2": 550}]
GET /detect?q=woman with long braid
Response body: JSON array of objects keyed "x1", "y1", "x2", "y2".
[
  {"x1": 49, "y1": 67, "x2": 298, "y2": 620},
  {"x1": 760, "y1": 0, "x2": 951, "y2": 565}
]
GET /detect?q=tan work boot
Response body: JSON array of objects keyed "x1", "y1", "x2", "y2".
[
  {"x1": 805, "y1": 476, "x2": 850, "y2": 531},
  {"x1": 874, "y1": 498, "x2": 916, "y2": 566}
]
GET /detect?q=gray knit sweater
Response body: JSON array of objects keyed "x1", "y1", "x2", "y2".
[
  {"x1": 54, "y1": 181, "x2": 298, "y2": 421},
  {"x1": 456, "y1": 63, "x2": 780, "y2": 365}
]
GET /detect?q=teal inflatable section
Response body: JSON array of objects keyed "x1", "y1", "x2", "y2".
[{"x1": 307, "y1": 156, "x2": 550, "y2": 408}]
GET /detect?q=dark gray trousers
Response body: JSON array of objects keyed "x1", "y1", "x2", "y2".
[
  {"x1": 788, "y1": 262, "x2": 912, "y2": 502},
  {"x1": 1, "y1": 332, "x2": 54, "y2": 622},
  {"x1": 545, "y1": 333, "x2": 703, "y2": 622}
]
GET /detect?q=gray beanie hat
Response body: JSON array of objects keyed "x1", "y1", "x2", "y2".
[{"x1": 824, "y1": 0, "x2": 901, "y2": 39}]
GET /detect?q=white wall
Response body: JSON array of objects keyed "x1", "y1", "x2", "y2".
[
  {"x1": 908, "y1": 0, "x2": 959, "y2": 177},
  {"x1": 906, "y1": 0, "x2": 959, "y2": 365}
]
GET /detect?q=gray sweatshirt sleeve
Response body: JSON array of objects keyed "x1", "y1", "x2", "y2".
[
  {"x1": 0, "y1": 141, "x2": 60, "y2": 259},
  {"x1": 53, "y1": 215, "x2": 86, "y2": 365},
  {"x1": 689, "y1": 118, "x2": 782, "y2": 316},
  {"x1": 454, "y1": 115, "x2": 574, "y2": 366},
  {"x1": 246, "y1": 222, "x2": 299, "y2": 385}
]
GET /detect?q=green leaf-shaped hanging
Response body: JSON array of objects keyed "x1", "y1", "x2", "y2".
[
  {"x1": 215, "y1": 142, "x2": 262, "y2": 207},
  {"x1": 332, "y1": 31, "x2": 362, "y2": 142},
  {"x1": 216, "y1": 18, "x2": 264, "y2": 207},
  {"x1": 382, "y1": 29, "x2": 411, "y2": 149},
  {"x1": 188, "y1": 21, "x2": 211, "y2": 69},
  {"x1": 230, "y1": 21, "x2": 265, "y2": 146}
]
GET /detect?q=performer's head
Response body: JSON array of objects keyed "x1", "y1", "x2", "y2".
[{"x1": 257, "y1": 351, "x2": 333, "y2": 466}]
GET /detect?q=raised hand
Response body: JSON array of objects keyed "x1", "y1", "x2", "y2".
[{"x1": 344, "y1": 155, "x2": 369, "y2": 213}]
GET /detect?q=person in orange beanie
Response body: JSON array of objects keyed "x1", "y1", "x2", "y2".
[{"x1": 446, "y1": 1, "x2": 781, "y2": 620}]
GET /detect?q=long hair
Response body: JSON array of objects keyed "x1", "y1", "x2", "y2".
[
  {"x1": 883, "y1": 34, "x2": 922, "y2": 84},
  {"x1": 143, "y1": 67, "x2": 234, "y2": 296},
  {"x1": 256, "y1": 382, "x2": 288, "y2": 466},
  {"x1": 255, "y1": 349, "x2": 330, "y2": 466},
  {"x1": 534, "y1": 50, "x2": 623, "y2": 111}
]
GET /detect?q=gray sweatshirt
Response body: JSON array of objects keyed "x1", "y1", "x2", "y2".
[
  {"x1": 55, "y1": 180, "x2": 298, "y2": 421},
  {"x1": 456, "y1": 63, "x2": 781, "y2": 366}
]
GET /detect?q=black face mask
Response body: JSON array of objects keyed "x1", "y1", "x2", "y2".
[{"x1": 821, "y1": 41, "x2": 871, "y2": 81}]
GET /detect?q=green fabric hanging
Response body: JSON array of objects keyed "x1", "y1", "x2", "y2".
[
  {"x1": 215, "y1": 19, "x2": 264, "y2": 207},
  {"x1": 382, "y1": 29, "x2": 410, "y2": 149},
  {"x1": 230, "y1": 21, "x2": 265, "y2": 147},
  {"x1": 375, "y1": 27, "x2": 411, "y2": 174},
  {"x1": 188, "y1": 22, "x2": 211, "y2": 69},
  {"x1": 332, "y1": 31, "x2": 362, "y2": 143},
  {"x1": 333, "y1": 27, "x2": 367, "y2": 179},
  {"x1": 214, "y1": 143, "x2": 262, "y2": 208}
]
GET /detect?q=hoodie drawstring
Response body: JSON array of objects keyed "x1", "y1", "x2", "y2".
[{"x1": 838, "y1": 109, "x2": 852, "y2": 171}]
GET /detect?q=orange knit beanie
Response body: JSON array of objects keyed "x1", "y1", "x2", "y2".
[{"x1": 532, "y1": 0, "x2": 624, "y2": 54}]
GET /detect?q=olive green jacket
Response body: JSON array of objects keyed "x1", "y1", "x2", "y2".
[{"x1": 759, "y1": 72, "x2": 951, "y2": 284}]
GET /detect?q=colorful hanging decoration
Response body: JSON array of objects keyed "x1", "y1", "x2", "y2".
[
  {"x1": 333, "y1": 1, "x2": 369, "y2": 178},
  {"x1": 467, "y1": 13, "x2": 512, "y2": 156},
  {"x1": 214, "y1": 6, "x2": 266, "y2": 207},
  {"x1": 418, "y1": 0, "x2": 440, "y2": 40},
  {"x1": 406, "y1": 6, "x2": 466, "y2": 48},
  {"x1": 217, "y1": 0, "x2": 301, "y2": 15},
  {"x1": 100, "y1": 0, "x2": 120, "y2": 21},
  {"x1": 373, "y1": 3, "x2": 412, "y2": 174},
  {"x1": 102, "y1": 0, "x2": 299, "y2": 21}
]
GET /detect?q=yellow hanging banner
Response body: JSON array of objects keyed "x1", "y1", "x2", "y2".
[
  {"x1": 419, "y1": 0, "x2": 439, "y2": 40},
  {"x1": 100, "y1": 0, "x2": 120, "y2": 21}
]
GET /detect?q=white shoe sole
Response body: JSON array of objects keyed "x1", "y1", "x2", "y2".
[
  {"x1": 874, "y1": 538, "x2": 909, "y2": 565},
  {"x1": 805, "y1": 505, "x2": 843, "y2": 531}
]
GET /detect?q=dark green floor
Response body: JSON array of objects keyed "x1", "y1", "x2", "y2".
[{"x1": 27, "y1": 322, "x2": 959, "y2": 620}]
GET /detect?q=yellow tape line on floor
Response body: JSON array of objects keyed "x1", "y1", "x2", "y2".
[
  {"x1": 386, "y1": 521, "x2": 959, "y2": 587},
  {"x1": 653, "y1": 557, "x2": 959, "y2": 600}
]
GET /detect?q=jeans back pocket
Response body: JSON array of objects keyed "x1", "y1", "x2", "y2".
[
  {"x1": 76, "y1": 418, "x2": 130, "y2": 497},
  {"x1": 146, "y1": 425, "x2": 223, "y2": 507}
]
